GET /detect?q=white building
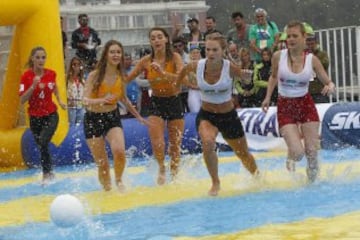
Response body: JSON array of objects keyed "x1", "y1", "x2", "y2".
[{"x1": 60, "y1": 0, "x2": 210, "y2": 55}]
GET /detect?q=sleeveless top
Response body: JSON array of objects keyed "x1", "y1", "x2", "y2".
[
  {"x1": 278, "y1": 49, "x2": 313, "y2": 98},
  {"x1": 145, "y1": 59, "x2": 177, "y2": 92},
  {"x1": 196, "y1": 59, "x2": 232, "y2": 104},
  {"x1": 90, "y1": 75, "x2": 124, "y2": 105}
]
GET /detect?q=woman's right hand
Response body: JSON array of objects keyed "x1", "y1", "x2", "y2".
[
  {"x1": 261, "y1": 98, "x2": 270, "y2": 113},
  {"x1": 103, "y1": 94, "x2": 117, "y2": 105},
  {"x1": 32, "y1": 76, "x2": 41, "y2": 88}
]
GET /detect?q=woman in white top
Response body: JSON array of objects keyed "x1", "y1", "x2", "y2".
[
  {"x1": 178, "y1": 34, "x2": 259, "y2": 196},
  {"x1": 262, "y1": 21, "x2": 335, "y2": 182}
]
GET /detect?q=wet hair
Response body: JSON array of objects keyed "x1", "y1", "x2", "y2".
[
  {"x1": 205, "y1": 33, "x2": 227, "y2": 50},
  {"x1": 92, "y1": 40, "x2": 125, "y2": 93},
  {"x1": 26, "y1": 46, "x2": 46, "y2": 68},
  {"x1": 231, "y1": 11, "x2": 244, "y2": 19},
  {"x1": 66, "y1": 56, "x2": 85, "y2": 87},
  {"x1": 287, "y1": 20, "x2": 306, "y2": 35},
  {"x1": 148, "y1": 27, "x2": 173, "y2": 62}
]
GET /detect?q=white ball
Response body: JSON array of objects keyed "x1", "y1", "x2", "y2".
[{"x1": 50, "y1": 194, "x2": 85, "y2": 228}]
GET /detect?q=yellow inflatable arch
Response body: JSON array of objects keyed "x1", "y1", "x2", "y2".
[{"x1": 0, "y1": 0, "x2": 67, "y2": 171}]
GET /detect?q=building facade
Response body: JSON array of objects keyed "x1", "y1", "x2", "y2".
[{"x1": 60, "y1": 0, "x2": 210, "y2": 56}]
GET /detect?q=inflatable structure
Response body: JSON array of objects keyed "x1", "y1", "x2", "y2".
[{"x1": 0, "y1": 0, "x2": 67, "y2": 171}]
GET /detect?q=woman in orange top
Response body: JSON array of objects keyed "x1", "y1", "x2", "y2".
[
  {"x1": 83, "y1": 40, "x2": 148, "y2": 191},
  {"x1": 126, "y1": 27, "x2": 184, "y2": 185}
]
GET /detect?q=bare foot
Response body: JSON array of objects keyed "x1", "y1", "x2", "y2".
[
  {"x1": 208, "y1": 183, "x2": 220, "y2": 196},
  {"x1": 157, "y1": 172, "x2": 166, "y2": 185},
  {"x1": 103, "y1": 183, "x2": 112, "y2": 191},
  {"x1": 286, "y1": 159, "x2": 296, "y2": 172},
  {"x1": 117, "y1": 182, "x2": 126, "y2": 193}
]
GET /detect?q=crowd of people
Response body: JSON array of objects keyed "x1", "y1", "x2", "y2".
[{"x1": 18, "y1": 9, "x2": 336, "y2": 194}]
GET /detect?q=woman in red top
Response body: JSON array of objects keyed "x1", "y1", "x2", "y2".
[{"x1": 19, "y1": 46, "x2": 66, "y2": 182}]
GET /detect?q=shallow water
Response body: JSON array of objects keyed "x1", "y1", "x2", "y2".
[{"x1": 1, "y1": 148, "x2": 360, "y2": 239}]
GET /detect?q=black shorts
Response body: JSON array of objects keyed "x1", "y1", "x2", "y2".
[
  {"x1": 84, "y1": 109, "x2": 122, "y2": 139},
  {"x1": 196, "y1": 108, "x2": 245, "y2": 139},
  {"x1": 149, "y1": 95, "x2": 184, "y2": 121}
]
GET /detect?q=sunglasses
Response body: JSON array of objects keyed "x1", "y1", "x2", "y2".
[{"x1": 35, "y1": 56, "x2": 46, "y2": 59}]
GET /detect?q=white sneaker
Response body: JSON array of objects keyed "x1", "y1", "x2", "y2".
[{"x1": 286, "y1": 159, "x2": 296, "y2": 172}]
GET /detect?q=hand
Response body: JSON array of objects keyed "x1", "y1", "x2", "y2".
[
  {"x1": 261, "y1": 98, "x2": 270, "y2": 113},
  {"x1": 59, "y1": 101, "x2": 67, "y2": 110},
  {"x1": 32, "y1": 76, "x2": 41, "y2": 88},
  {"x1": 321, "y1": 82, "x2": 336, "y2": 96},
  {"x1": 150, "y1": 62, "x2": 163, "y2": 74},
  {"x1": 103, "y1": 94, "x2": 117, "y2": 105}
]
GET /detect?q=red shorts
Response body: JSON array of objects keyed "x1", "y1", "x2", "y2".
[{"x1": 277, "y1": 93, "x2": 319, "y2": 129}]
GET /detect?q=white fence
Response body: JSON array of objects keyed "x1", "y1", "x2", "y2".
[{"x1": 316, "y1": 26, "x2": 360, "y2": 102}]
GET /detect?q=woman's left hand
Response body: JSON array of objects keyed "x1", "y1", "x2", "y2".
[
  {"x1": 321, "y1": 82, "x2": 336, "y2": 96},
  {"x1": 59, "y1": 101, "x2": 67, "y2": 110}
]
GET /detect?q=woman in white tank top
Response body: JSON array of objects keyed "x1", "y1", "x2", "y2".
[
  {"x1": 178, "y1": 33, "x2": 259, "y2": 196},
  {"x1": 261, "y1": 21, "x2": 335, "y2": 182}
]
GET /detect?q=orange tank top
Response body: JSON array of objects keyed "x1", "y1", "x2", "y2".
[
  {"x1": 90, "y1": 75, "x2": 124, "y2": 105},
  {"x1": 145, "y1": 59, "x2": 177, "y2": 92}
]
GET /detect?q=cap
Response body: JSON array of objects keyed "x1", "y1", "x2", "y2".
[{"x1": 186, "y1": 17, "x2": 199, "y2": 24}]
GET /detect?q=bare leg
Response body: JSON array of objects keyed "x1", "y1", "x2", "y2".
[
  {"x1": 226, "y1": 137, "x2": 258, "y2": 175},
  {"x1": 148, "y1": 116, "x2": 166, "y2": 185},
  {"x1": 198, "y1": 121, "x2": 220, "y2": 196},
  {"x1": 302, "y1": 122, "x2": 320, "y2": 182},
  {"x1": 86, "y1": 137, "x2": 111, "y2": 191},
  {"x1": 280, "y1": 124, "x2": 305, "y2": 172},
  {"x1": 167, "y1": 119, "x2": 185, "y2": 180},
  {"x1": 106, "y1": 127, "x2": 127, "y2": 192}
]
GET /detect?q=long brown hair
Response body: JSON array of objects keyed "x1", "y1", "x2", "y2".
[
  {"x1": 66, "y1": 56, "x2": 85, "y2": 87},
  {"x1": 92, "y1": 40, "x2": 125, "y2": 93},
  {"x1": 25, "y1": 46, "x2": 46, "y2": 68},
  {"x1": 148, "y1": 27, "x2": 173, "y2": 62}
]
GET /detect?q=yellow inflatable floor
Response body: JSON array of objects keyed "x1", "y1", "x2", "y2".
[{"x1": 1, "y1": 150, "x2": 360, "y2": 239}]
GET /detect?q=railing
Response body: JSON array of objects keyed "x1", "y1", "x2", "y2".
[{"x1": 316, "y1": 26, "x2": 360, "y2": 102}]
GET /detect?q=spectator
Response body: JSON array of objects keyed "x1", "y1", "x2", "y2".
[
  {"x1": 172, "y1": 37, "x2": 190, "y2": 112},
  {"x1": 305, "y1": 29, "x2": 330, "y2": 103},
  {"x1": 19, "y1": 46, "x2": 66, "y2": 183},
  {"x1": 227, "y1": 42, "x2": 241, "y2": 108},
  {"x1": 174, "y1": 17, "x2": 206, "y2": 57},
  {"x1": 249, "y1": 8, "x2": 279, "y2": 62},
  {"x1": 66, "y1": 56, "x2": 85, "y2": 125},
  {"x1": 253, "y1": 47, "x2": 276, "y2": 107},
  {"x1": 71, "y1": 13, "x2": 101, "y2": 74},
  {"x1": 226, "y1": 11, "x2": 251, "y2": 50},
  {"x1": 61, "y1": 16, "x2": 67, "y2": 59},
  {"x1": 234, "y1": 48, "x2": 256, "y2": 108},
  {"x1": 204, "y1": 16, "x2": 222, "y2": 39},
  {"x1": 187, "y1": 45, "x2": 203, "y2": 113},
  {"x1": 121, "y1": 53, "x2": 141, "y2": 118}
]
